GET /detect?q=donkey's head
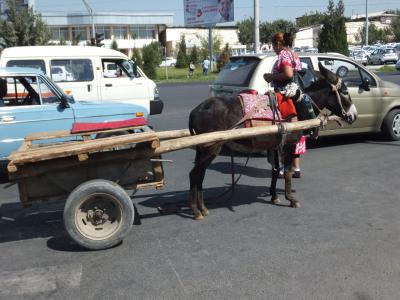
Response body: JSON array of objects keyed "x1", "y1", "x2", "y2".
[{"x1": 306, "y1": 62, "x2": 358, "y2": 124}]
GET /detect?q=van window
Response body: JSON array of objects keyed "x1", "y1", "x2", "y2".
[
  {"x1": 102, "y1": 59, "x2": 140, "y2": 78},
  {"x1": 6, "y1": 60, "x2": 46, "y2": 73},
  {"x1": 50, "y1": 59, "x2": 94, "y2": 82}
]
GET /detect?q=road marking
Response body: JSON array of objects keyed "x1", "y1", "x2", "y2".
[{"x1": 0, "y1": 263, "x2": 82, "y2": 296}]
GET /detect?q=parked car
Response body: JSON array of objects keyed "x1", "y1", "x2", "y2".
[
  {"x1": 210, "y1": 53, "x2": 400, "y2": 141},
  {"x1": 350, "y1": 50, "x2": 368, "y2": 66},
  {"x1": 367, "y1": 48, "x2": 398, "y2": 65},
  {"x1": 396, "y1": 59, "x2": 400, "y2": 71},
  {"x1": 159, "y1": 57, "x2": 177, "y2": 67},
  {"x1": 50, "y1": 65, "x2": 75, "y2": 81},
  {"x1": 0, "y1": 67, "x2": 149, "y2": 176}
]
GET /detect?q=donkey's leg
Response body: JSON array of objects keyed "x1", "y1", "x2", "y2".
[
  {"x1": 269, "y1": 150, "x2": 280, "y2": 204},
  {"x1": 189, "y1": 145, "x2": 220, "y2": 220},
  {"x1": 283, "y1": 144, "x2": 300, "y2": 208}
]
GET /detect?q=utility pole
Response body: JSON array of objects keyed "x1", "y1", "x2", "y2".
[
  {"x1": 365, "y1": 0, "x2": 368, "y2": 46},
  {"x1": 254, "y1": 0, "x2": 260, "y2": 53},
  {"x1": 82, "y1": 0, "x2": 95, "y2": 40},
  {"x1": 208, "y1": 26, "x2": 213, "y2": 72}
]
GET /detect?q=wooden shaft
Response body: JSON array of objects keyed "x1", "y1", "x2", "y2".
[{"x1": 153, "y1": 119, "x2": 322, "y2": 155}]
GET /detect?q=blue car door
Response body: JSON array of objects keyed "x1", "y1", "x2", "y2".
[{"x1": 0, "y1": 75, "x2": 75, "y2": 160}]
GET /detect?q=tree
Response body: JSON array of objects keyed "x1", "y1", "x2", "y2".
[
  {"x1": 260, "y1": 19, "x2": 297, "y2": 47},
  {"x1": 318, "y1": 0, "x2": 349, "y2": 55},
  {"x1": 111, "y1": 39, "x2": 118, "y2": 50},
  {"x1": 389, "y1": 10, "x2": 400, "y2": 42},
  {"x1": 356, "y1": 23, "x2": 391, "y2": 45},
  {"x1": 131, "y1": 47, "x2": 143, "y2": 69},
  {"x1": 0, "y1": 0, "x2": 51, "y2": 48},
  {"x1": 217, "y1": 43, "x2": 230, "y2": 72},
  {"x1": 176, "y1": 35, "x2": 188, "y2": 68},
  {"x1": 200, "y1": 34, "x2": 222, "y2": 60},
  {"x1": 142, "y1": 41, "x2": 162, "y2": 79},
  {"x1": 237, "y1": 18, "x2": 254, "y2": 46},
  {"x1": 296, "y1": 11, "x2": 325, "y2": 28},
  {"x1": 189, "y1": 45, "x2": 199, "y2": 65}
]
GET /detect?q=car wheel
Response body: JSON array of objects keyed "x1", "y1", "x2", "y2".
[
  {"x1": 382, "y1": 109, "x2": 400, "y2": 141},
  {"x1": 336, "y1": 66, "x2": 348, "y2": 77},
  {"x1": 170, "y1": 63, "x2": 175, "y2": 67}
]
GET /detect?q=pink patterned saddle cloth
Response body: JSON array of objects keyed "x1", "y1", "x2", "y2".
[{"x1": 239, "y1": 93, "x2": 282, "y2": 128}]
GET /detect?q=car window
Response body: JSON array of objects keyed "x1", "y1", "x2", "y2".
[
  {"x1": 385, "y1": 49, "x2": 395, "y2": 54},
  {"x1": 102, "y1": 59, "x2": 140, "y2": 78},
  {"x1": 318, "y1": 58, "x2": 376, "y2": 88},
  {"x1": 50, "y1": 59, "x2": 94, "y2": 82},
  {"x1": 37, "y1": 77, "x2": 60, "y2": 104},
  {"x1": 0, "y1": 76, "x2": 40, "y2": 106},
  {"x1": 214, "y1": 57, "x2": 261, "y2": 86},
  {"x1": 298, "y1": 57, "x2": 315, "y2": 88},
  {"x1": 6, "y1": 60, "x2": 46, "y2": 74}
]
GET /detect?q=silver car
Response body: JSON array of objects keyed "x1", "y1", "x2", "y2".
[
  {"x1": 210, "y1": 53, "x2": 400, "y2": 140},
  {"x1": 368, "y1": 48, "x2": 398, "y2": 65}
]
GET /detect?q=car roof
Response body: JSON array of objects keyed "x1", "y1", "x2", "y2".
[
  {"x1": 1, "y1": 46, "x2": 128, "y2": 59},
  {"x1": 0, "y1": 67, "x2": 45, "y2": 77}
]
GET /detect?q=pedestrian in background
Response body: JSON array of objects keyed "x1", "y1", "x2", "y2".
[
  {"x1": 202, "y1": 57, "x2": 210, "y2": 75},
  {"x1": 188, "y1": 61, "x2": 195, "y2": 77}
]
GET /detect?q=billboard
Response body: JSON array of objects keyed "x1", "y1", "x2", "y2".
[{"x1": 184, "y1": 0, "x2": 234, "y2": 26}]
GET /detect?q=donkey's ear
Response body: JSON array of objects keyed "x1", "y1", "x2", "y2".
[{"x1": 318, "y1": 61, "x2": 339, "y2": 84}]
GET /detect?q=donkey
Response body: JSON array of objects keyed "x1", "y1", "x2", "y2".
[{"x1": 188, "y1": 62, "x2": 358, "y2": 220}]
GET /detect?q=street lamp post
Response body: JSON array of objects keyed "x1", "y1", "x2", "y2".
[
  {"x1": 82, "y1": 0, "x2": 95, "y2": 40},
  {"x1": 254, "y1": 0, "x2": 260, "y2": 53}
]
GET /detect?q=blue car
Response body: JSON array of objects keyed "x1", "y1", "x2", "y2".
[{"x1": 0, "y1": 67, "x2": 148, "y2": 174}]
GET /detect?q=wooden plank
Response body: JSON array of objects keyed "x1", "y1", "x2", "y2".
[
  {"x1": 24, "y1": 125, "x2": 148, "y2": 142},
  {"x1": 8, "y1": 132, "x2": 159, "y2": 167}
]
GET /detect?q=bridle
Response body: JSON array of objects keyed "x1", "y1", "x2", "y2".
[{"x1": 308, "y1": 77, "x2": 349, "y2": 122}]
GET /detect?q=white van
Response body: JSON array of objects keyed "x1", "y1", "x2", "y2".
[{"x1": 0, "y1": 46, "x2": 163, "y2": 115}]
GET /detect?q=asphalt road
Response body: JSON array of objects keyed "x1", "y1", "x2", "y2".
[{"x1": 0, "y1": 75, "x2": 400, "y2": 299}]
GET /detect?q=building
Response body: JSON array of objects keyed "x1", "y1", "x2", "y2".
[
  {"x1": 159, "y1": 26, "x2": 240, "y2": 57},
  {"x1": 294, "y1": 11, "x2": 398, "y2": 48},
  {"x1": 40, "y1": 11, "x2": 174, "y2": 57}
]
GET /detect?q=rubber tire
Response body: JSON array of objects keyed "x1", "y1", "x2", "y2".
[
  {"x1": 381, "y1": 109, "x2": 400, "y2": 141},
  {"x1": 64, "y1": 179, "x2": 134, "y2": 250},
  {"x1": 336, "y1": 66, "x2": 348, "y2": 77}
]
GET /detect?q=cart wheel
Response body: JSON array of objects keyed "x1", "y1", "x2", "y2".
[{"x1": 63, "y1": 179, "x2": 134, "y2": 250}]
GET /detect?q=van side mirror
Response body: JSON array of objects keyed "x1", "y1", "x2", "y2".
[{"x1": 360, "y1": 78, "x2": 370, "y2": 91}]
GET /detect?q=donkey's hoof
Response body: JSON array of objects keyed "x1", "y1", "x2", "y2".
[
  {"x1": 201, "y1": 208, "x2": 209, "y2": 216},
  {"x1": 290, "y1": 201, "x2": 300, "y2": 208},
  {"x1": 271, "y1": 197, "x2": 280, "y2": 205},
  {"x1": 194, "y1": 212, "x2": 204, "y2": 220}
]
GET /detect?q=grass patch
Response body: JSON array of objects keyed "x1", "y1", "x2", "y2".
[
  {"x1": 155, "y1": 67, "x2": 217, "y2": 83},
  {"x1": 375, "y1": 65, "x2": 396, "y2": 72}
]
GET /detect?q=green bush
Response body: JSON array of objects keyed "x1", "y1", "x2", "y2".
[
  {"x1": 142, "y1": 41, "x2": 163, "y2": 79},
  {"x1": 131, "y1": 48, "x2": 143, "y2": 69},
  {"x1": 176, "y1": 36, "x2": 188, "y2": 68},
  {"x1": 189, "y1": 45, "x2": 199, "y2": 65}
]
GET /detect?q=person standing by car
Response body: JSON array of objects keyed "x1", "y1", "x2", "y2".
[
  {"x1": 263, "y1": 32, "x2": 305, "y2": 178},
  {"x1": 202, "y1": 57, "x2": 210, "y2": 75}
]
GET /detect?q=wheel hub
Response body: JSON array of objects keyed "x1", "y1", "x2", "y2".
[
  {"x1": 393, "y1": 114, "x2": 400, "y2": 136},
  {"x1": 87, "y1": 207, "x2": 109, "y2": 226}
]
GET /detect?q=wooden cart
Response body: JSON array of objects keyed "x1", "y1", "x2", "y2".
[{"x1": 7, "y1": 119, "x2": 324, "y2": 250}]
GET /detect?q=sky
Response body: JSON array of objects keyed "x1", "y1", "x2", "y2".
[{"x1": 35, "y1": 0, "x2": 400, "y2": 26}]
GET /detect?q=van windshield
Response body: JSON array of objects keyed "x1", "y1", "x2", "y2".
[{"x1": 214, "y1": 57, "x2": 261, "y2": 86}]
